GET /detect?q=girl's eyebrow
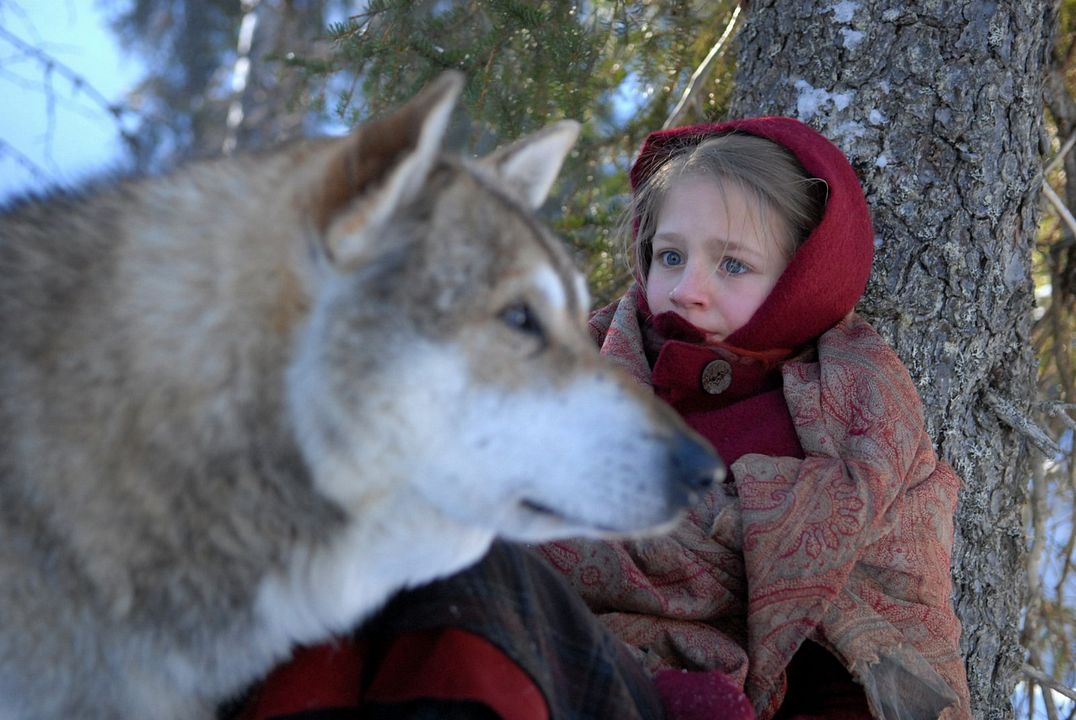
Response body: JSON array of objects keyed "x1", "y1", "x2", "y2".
[
  {"x1": 716, "y1": 240, "x2": 763, "y2": 258},
  {"x1": 652, "y1": 232, "x2": 767, "y2": 262},
  {"x1": 707, "y1": 239, "x2": 768, "y2": 266}
]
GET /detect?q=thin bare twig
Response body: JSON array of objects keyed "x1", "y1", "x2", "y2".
[
  {"x1": 663, "y1": 4, "x2": 741, "y2": 129},
  {"x1": 0, "y1": 21, "x2": 139, "y2": 171},
  {"x1": 1041, "y1": 401, "x2": 1076, "y2": 431},
  {"x1": 1043, "y1": 182, "x2": 1076, "y2": 240},
  {"x1": 0, "y1": 25, "x2": 127, "y2": 120},
  {"x1": 1024, "y1": 663, "x2": 1076, "y2": 702},
  {"x1": 1045, "y1": 129, "x2": 1076, "y2": 178},
  {"x1": 985, "y1": 391, "x2": 1062, "y2": 458},
  {"x1": 0, "y1": 137, "x2": 51, "y2": 184}
]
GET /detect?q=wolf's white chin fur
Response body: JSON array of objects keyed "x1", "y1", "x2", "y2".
[
  {"x1": 271, "y1": 334, "x2": 491, "y2": 647},
  {"x1": 254, "y1": 488, "x2": 494, "y2": 651}
]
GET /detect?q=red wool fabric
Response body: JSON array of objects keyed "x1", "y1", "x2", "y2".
[
  {"x1": 363, "y1": 628, "x2": 549, "y2": 720},
  {"x1": 237, "y1": 640, "x2": 365, "y2": 717},
  {"x1": 654, "y1": 668, "x2": 756, "y2": 720},
  {"x1": 237, "y1": 628, "x2": 547, "y2": 720}
]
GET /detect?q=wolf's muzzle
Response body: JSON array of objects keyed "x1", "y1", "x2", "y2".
[{"x1": 668, "y1": 433, "x2": 724, "y2": 505}]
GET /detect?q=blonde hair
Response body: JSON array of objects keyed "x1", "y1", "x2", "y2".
[{"x1": 630, "y1": 133, "x2": 827, "y2": 279}]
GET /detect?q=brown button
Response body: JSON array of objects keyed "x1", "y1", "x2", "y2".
[{"x1": 701, "y1": 359, "x2": 732, "y2": 395}]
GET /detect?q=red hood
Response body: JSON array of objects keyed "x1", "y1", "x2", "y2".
[{"x1": 630, "y1": 117, "x2": 874, "y2": 352}]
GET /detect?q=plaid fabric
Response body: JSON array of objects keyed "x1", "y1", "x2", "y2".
[{"x1": 358, "y1": 541, "x2": 664, "y2": 720}]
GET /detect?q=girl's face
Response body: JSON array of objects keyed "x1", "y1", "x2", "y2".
[{"x1": 646, "y1": 176, "x2": 792, "y2": 345}]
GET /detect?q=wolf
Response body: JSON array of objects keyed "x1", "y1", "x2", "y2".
[{"x1": 0, "y1": 71, "x2": 721, "y2": 719}]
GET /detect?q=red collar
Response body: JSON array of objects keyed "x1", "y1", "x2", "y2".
[{"x1": 643, "y1": 305, "x2": 796, "y2": 413}]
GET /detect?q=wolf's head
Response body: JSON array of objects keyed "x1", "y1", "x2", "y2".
[{"x1": 286, "y1": 72, "x2": 722, "y2": 545}]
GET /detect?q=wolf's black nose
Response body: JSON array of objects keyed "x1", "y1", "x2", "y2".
[{"x1": 670, "y1": 432, "x2": 724, "y2": 493}]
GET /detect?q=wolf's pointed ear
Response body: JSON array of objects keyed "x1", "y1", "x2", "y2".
[
  {"x1": 482, "y1": 120, "x2": 580, "y2": 209},
  {"x1": 316, "y1": 71, "x2": 464, "y2": 266}
]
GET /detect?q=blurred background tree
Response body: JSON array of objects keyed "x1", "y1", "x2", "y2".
[{"x1": 2, "y1": 0, "x2": 1073, "y2": 716}]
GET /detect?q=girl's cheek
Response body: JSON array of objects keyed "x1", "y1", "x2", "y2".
[
  {"x1": 645, "y1": 263, "x2": 664, "y2": 290},
  {"x1": 645, "y1": 274, "x2": 671, "y2": 311}
]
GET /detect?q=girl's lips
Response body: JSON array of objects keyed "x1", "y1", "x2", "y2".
[{"x1": 702, "y1": 331, "x2": 727, "y2": 345}]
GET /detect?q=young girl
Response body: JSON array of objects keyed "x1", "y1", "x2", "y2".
[
  {"x1": 231, "y1": 118, "x2": 971, "y2": 720},
  {"x1": 541, "y1": 117, "x2": 972, "y2": 719}
]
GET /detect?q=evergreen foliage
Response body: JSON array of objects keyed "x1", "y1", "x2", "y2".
[{"x1": 306, "y1": 1, "x2": 740, "y2": 302}]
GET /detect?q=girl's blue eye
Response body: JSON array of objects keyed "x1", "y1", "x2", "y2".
[
  {"x1": 658, "y1": 249, "x2": 684, "y2": 267},
  {"x1": 720, "y1": 257, "x2": 748, "y2": 276}
]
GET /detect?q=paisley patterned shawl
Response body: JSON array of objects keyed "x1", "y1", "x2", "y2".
[{"x1": 541, "y1": 293, "x2": 972, "y2": 720}]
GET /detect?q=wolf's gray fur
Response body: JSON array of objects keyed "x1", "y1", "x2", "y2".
[{"x1": 0, "y1": 72, "x2": 719, "y2": 719}]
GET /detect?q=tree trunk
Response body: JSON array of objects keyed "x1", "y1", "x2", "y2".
[{"x1": 729, "y1": 2, "x2": 1055, "y2": 718}]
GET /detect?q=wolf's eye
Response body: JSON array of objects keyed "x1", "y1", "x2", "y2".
[{"x1": 500, "y1": 302, "x2": 544, "y2": 339}]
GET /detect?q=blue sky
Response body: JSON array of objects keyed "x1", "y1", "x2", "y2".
[{"x1": 0, "y1": 2, "x2": 143, "y2": 203}]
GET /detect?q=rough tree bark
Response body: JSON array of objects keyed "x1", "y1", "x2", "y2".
[{"x1": 729, "y1": 2, "x2": 1055, "y2": 718}]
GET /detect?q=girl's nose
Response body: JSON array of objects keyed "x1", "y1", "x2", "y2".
[{"x1": 668, "y1": 263, "x2": 711, "y2": 308}]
